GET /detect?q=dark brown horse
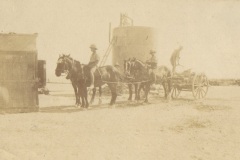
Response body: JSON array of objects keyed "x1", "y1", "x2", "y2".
[
  {"x1": 127, "y1": 58, "x2": 172, "y2": 102},
  {"x1": 124, "y1": 59, "x2": 141, "y2": 101},
  {"x1": 55, "y1": 54, "x2": 89, "y2": 107},
  {"x1": 83, "y1": 65, "x2": 122, "y2": 105}
]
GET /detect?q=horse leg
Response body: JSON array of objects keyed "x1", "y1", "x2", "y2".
[
  {"x1": 144, "y1": 83, "x2": 150, "y2": 103},
  {"x1": 141, "y1": 84, "x2": 147, "y2": 99},
  {"x1": 90, "y1": 87, "x2": 96, "y2": 104},
  {"x1": 72, "y1": 84, "x2": 79, "y2": 107},
  {"x1": 83, "y1": 86, "x2": 89, "y2": 108},
  {"x1": 162, "y1": 82, "x2": 167, "y2": 99},
  {"x1": 108, "y1": 84, "x2": 117, "y2": 105},
  {"x1": 77, "y1": 87, "x2": 82, "y2": 107},
  {"x1": 79, "y1": 88, "x2": 85, "y2": 108},
  {"x1": 136, "y1": 83, "x2": 142, "y2": 101},
  {"x1": 81, "y1": 96, "x2": 85, "y2": 108},
  {"x1": 167, "y1": 79, "x2": 173, "y2": 100},
  {"x1": 98, "y1": 86, "x2": 102, "y2": 105},
  {"x1": 108, "y1": 84, "x2": 114, "y2": 105},
  {"x1": 112, "y1": 84, "x2": 118, "y2": 105},
  {"x1": 134, "y1": 84, "x2": 138, "y2": 100},
  {"x1": 128, "y1": 84, "x2": 133, "y2": 101}
]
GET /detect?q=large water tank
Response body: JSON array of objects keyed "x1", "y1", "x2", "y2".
[{"x1": 112, "y1": 26, "x2": 157, "y2": 67}]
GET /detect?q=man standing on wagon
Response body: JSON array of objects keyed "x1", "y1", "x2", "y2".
[{"x1": 88, "y1": 44, "x2": 100, "y2": 89}]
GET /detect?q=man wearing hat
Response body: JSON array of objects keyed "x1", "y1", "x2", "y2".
[
  {"x1": 88, "y1": 44, "x2": 100, "y2": 89},
  {"x1": 146, "y1": 49, "x2": 157, "y2": 68},
  {"x1": 146, "y1": 49, "x2": 158, "y2": 82},
  {"x1": 170, "y1": 46, "x2": 182, "y2": 74}
]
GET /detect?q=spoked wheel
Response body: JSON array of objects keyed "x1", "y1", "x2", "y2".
[
  {"x1": 171, "y1": 85, "x2": 181, "y2": 99},
  {"x1": 192, "y1": 74, "x2": 209, "y2": 99}
]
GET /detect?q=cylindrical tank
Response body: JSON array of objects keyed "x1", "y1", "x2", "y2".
[
  {"x1": 112, "y1": 26, "x2": 157, "y2": 67},
  {"x1": 0, "y1": 33, "x2": 39, "y2": 113}
]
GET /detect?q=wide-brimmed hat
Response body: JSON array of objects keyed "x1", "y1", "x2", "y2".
[
  {"x1": 90, "y1": 44, "x2": 97, "y2": 50},
  {"x1": 149, "y1": 49, "x2": 156, "y2": 54}
]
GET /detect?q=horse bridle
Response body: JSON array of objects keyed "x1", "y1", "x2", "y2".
[
  {"x1": 56, "y1": 56, "x2": 72, "y2": 74},
  {"x1": 124, "y1": 59, "x2": 138, "y2": 80},
  {"x1": 130, "y1": 59, "x2": 150, "y2": 79}
]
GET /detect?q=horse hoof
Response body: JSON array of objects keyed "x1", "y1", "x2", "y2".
[
  {"x1": 109, "y1": 102, "x2": 114, "y2": 106},
  {"x1": 135, "y1": 98, "x2": 140, "y2": 101},
  {"x1": 136, "y1": 100, "x2": 140, "y2": 104},
  {"x1": 89, "y1": 100, "x2": 93, "y2": 105},
  {"x1": 168, "y1": 97, "x2": 172, "y2": 101},
  {"x1": 109, "y1": 104, "x2": 116, "y2": 108},
  {"x1": 144, "y1": 100, "x2": 149, "y2": 104}
]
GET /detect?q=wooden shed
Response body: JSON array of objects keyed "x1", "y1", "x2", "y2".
[{"x1": 0, "y1": 33, "x2": 39, "y2": 113}]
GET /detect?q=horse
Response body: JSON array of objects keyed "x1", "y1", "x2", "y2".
[
  {"x1": 129, "y1": 58, "x2": 172, "y2": 103},
  {"x1": 55, "y1": 54, "x2": 88, "y2": 107},
  {"x1": 124, "y1": 58, "x2": 142, "y2": 101},
  {"x1": 82, "y1": 64, "x2": 122, "y2": 105}
]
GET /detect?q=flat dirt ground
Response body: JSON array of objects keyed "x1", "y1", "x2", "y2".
[{"x1": 1, "y1": 84, "x2": 240, "y2": 160}]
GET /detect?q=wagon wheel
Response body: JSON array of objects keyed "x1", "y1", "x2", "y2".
[
  {"x1": 192, "y1": 74, "x2": 209, "y2": 99},
  {"x1": 171, "y1": 85, "x2": 181, "y2": 99}
]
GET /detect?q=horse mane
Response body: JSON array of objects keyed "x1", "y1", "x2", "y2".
[
  {"x1": 74, "y1": 60, "x2": 81, "y2": 70},
  {"x1": 61, "y1": 54, "x2": 82, "y2": 71},
  {"x1": 62, "y1": 54, "x2": 79, "y2": 63}
]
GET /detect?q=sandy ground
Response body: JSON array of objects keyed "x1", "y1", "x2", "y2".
[{"x1": 0, "y1": 84, "x2": 240, "y2": 160}]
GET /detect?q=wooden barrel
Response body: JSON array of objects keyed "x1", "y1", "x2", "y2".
[{"x1": 0, "y1": 33, "x2": 39, "y2": 113}]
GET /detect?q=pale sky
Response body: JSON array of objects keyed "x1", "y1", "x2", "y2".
[{"x1": 1, "y1": 0, "x2": 240, "y2": 80}]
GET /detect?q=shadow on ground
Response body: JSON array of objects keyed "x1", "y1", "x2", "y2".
[
  {"x1": 39, "y1": 98, "x2": 170, "y2": 113},
  {"x1": 40, "y1": 105, "x2": 81, "y2": 113}
]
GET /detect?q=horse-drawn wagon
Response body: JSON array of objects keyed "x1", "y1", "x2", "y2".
[{"x1": 171, "y1": 69, "x2": 209, "y2": 99}]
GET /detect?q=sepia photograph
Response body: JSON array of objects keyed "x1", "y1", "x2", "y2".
[{"x1": 0, "y1": 0, "x2": 240, "y2": 159}]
